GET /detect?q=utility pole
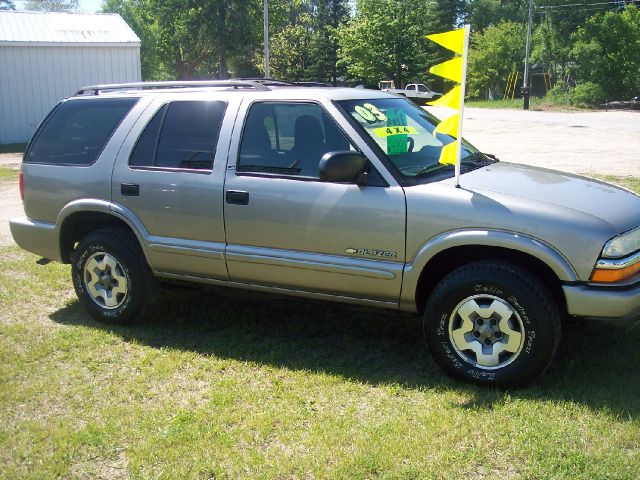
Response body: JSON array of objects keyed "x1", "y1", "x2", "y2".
[
  {"x1": 263, "y1": 0, "x2": 270, "y2": 78},
  {"x1": 522, "y1": 0, "x2": 534, "y2": 110}
]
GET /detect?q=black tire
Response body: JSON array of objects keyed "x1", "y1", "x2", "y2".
[
  {"x1": 72, "y1": 227, "x2": 157, "y2": 325},
  {"x1": 423, "y1": 261, "x2": 561, "y2": 387}
]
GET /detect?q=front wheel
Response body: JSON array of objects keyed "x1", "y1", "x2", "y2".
[{"x1": 424, "y1": 261, "x2": 561, "y2": 387}]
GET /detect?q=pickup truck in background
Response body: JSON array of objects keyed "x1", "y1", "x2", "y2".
[{"x1": 380, "y1": 82, "x2": 442, "y2": 105}]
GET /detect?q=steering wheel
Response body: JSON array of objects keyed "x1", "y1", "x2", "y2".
[{"x1": 407, "y1": 137, "x2": 415, "y2": 152}]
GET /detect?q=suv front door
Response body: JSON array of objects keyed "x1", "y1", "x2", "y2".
[{"x1": 223, "y1": 100, "x2": 406, "y2": 304}]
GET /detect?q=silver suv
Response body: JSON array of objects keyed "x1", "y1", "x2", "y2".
[{"x1": 10, "y1": 80, "x2": 640, "y2": 386}]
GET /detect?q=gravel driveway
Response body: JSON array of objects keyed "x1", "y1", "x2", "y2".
[
  {"x1": 428, "y1": 107, "x2": 640, "y2": 177},
  {"x1": 1, "y1": 107, "x2": 639, "y2": 247}
]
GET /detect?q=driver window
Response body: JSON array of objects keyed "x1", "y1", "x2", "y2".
[
  {"x1": 238, "y1": 102, "x2": 354, "y2": 178},
  {"x1": 418, "y1": 85, "x2": 428, "y2": 92}
]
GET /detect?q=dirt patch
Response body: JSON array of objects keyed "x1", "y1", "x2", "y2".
[
  {"x1": 0, "y1": 152, "x2": 23, "y2": 169},
  {"x1": 428, "y1": 107, "x2": 640, "y2": 177},
  {"x1": 0, "y1": 180, "x2": 24, "y2": 246}
]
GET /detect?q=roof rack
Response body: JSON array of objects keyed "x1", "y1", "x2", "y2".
[
  {"x1": 235, "y1": 77, "x2": 296, "y2": 86},
  {"x1": 75, "y1": 80, "x2": 270, "y2": 96}
]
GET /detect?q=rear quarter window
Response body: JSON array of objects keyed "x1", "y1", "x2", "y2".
[{"x1": 25, "y1": 97, "x2": 138, "y2": 166}]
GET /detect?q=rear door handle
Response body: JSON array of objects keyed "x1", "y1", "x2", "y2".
[
  {"x1": 121, "y1": 183, "x2": 139, "y2": 196},
  {"x1": 226, "y1": 190, "x2": 249, "y2": 205}
]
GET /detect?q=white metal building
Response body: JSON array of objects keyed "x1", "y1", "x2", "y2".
[{"x1": 0, "y1": 11, "x2": 141, "y2": 144}]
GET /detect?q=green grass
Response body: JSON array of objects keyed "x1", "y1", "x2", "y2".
[
  {"x1": 591, "y1": 175, "x2": 640, "y2": 194},
  {"x1": 466, "y1": 98, "x2": 586, "y2": 111},
  {"x1": 1, "y1": 180, "x2": 640, "y2": 479},
  {"x1": 0, "y1": 143, "x2": 26, "y2": 154},
  {"x1": 0, "y1": 166, "x2": 19, "y2": 181}
]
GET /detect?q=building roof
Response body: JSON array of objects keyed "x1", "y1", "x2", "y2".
[{"x1": 0, "y1": 11, "x2": 140, "y2": 46}]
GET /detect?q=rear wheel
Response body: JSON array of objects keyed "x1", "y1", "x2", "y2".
[
  {"x1": 424, "y1": 261, "x2": 561, "y2": 387},
  {"x1": 72, "y1": 228, "x2": 156, "y2": 324}
]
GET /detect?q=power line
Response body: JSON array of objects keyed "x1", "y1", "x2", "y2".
[
  {"x1": 537, "y1": 1, "x2": 637, "y2": 10},
  {"x1": 536, "y1": 0, "x2": 640, "y2": 10}
]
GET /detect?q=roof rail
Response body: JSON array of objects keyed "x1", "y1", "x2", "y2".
[{"x1": 75, "y1": 80, "x2": 270, "y2": 96}]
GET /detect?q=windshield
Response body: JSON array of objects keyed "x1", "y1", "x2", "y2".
[{"x1": 338, "y1": 98, "x2": 478, "y2": 179}]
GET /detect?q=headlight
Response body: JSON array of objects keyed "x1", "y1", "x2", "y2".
[
  {"x1": 601, "y1": 226, "x2": 640, "y2": 258},
  {"x1": 591, "y1": 226, "x2": 640, "y2": 283}
]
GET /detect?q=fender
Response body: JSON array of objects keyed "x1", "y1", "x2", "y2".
[
  {"x1": 400, "y1": 229, "x2": 578, "y2": 312},
  {"x1": 56, "y1": 199, "x2": 153, "y2": 266}
]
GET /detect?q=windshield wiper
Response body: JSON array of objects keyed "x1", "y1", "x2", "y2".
[
  {"x1": 461, "y1": 151, "x2": 499, "y2": 165},
  {"x1": 413, "y1": 163, "x2": 448, "y2": 177}
]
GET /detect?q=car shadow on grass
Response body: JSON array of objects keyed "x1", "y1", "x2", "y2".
[{"x1": 50, "y1": 285, "x2": 640, "y2": 419}]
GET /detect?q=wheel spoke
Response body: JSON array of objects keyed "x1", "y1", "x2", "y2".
[
  {"x1": 498, "y1": 316, "x2": 523, "y2": 353},
  {"x1": 101, "y1": 288, "x2": 120, "y2": 308},
  {"x1": 103, "y1": 254, "x2": 119, "y2": 272},
  {"x1": 456, "y1": 299, "x2": 480, "y2": 323},
  {"x1": 488, "y1": 299, "x2": 513, "y2": 322}
]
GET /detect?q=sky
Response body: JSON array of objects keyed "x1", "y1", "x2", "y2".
[{"x1": 14, "y1": 1, "x2": 103, "y2": 13}]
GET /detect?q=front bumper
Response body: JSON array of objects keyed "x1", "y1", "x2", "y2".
[
  {"x1": 9, "y1": 216, "x2": 60, "y2": 262},
  {"x1": 563, "y1": 281, "x2": 640, "y2": 328}
]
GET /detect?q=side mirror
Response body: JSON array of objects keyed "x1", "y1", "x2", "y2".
[{"x1": 319, "y1": 151, "x2": 368, "y2": 183}]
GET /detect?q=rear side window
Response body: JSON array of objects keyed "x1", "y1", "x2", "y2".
[
  {"x1": 25, "y1": 98, "x2": 138, "y2": 165},
  {"x1": 129, "y1": 101, "x2": 227, "y2": 171}
]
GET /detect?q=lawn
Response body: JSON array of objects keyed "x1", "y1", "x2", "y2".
[
  {"x1": 0, "y1": 167, "x2": 18, "y2": 182},
  {"x1": 1, "y1": 181, "x2": 639, "y2": 479},
  {"x1": 0, "y1": 143, "x2": 27, "y2": 154},
  {"x1": 466, "y1": 98, "x2": 586, "y2": 112}
]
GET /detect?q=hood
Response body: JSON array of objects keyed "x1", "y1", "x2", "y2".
[
  {"x1": 454, "y1": 162, "x2": 640, "y2": 233},
  {"x1": 403, "y1": 162, "x2": 640, "y2": 281}
]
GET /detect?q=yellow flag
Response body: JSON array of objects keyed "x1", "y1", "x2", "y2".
[
  {"x1": 429, "y1": 57, "x2": 463, "y2": 83},
  {"x1": 434, "y1": 113, "x2": 459, "y2": 138},
  {"x1": 426, "y1": 28, "x2": 465, "y2": 55},
  {"x1": 428, "y1": 85, "x2": 461, "y2": 108},
  {"x1": 438, "y1": 142, "x2": 458, "y2": 165}
]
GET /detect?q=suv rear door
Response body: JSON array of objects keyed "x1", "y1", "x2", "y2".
[
  {"x1": 222, "y1": 99, "x2": 406, "y2": 304},
  {"x1": 111, "y1": 96, "x2": 238, "y2": 280}
]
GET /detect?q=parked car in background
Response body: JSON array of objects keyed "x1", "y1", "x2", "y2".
[
  {"x1": 381, "y1": 83, "x2": 442, "y2": 105},
  {"x1": 10, "y1": 81, "x2": 640, "y2": 387}
]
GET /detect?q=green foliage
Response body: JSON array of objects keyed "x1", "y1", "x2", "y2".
[
  {"x1": 464, "y1": 0, "x2": 528, "y2": 31},
  {"x1": 337, "y1": 0, "x2": 441, "y2": 88},
  {"x1": 467, "y1": 21, "x2": 525, "y2": 99},
  {"x1": 545, "y1": 81, "x2": 607, "y2": 107},
  {"x1": 24, "y1": 0, "x2": 78, "y2": 11},
  {"x1": 571, "y1": 5, "x2": 640, "y2": 101},
  {"x1": 103, "y1": 0, "x2": 260, "y2": 80},
  {"x1": 269, "y1": 0, "x2": 348, "y2": 83},
  {"x1": 0, "y1": 0, "x2": 16, "y2": 10},
  {"x1": 270, "y1": 12, "x2": 314, "y2": 81},
  {"x1": 102, "y1": 0, "x2": 167, "y2": 80}
]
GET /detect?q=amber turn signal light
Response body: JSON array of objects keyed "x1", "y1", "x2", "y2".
[{"x1": 590, "y1": 261, "x2": 640, "y2": 283}]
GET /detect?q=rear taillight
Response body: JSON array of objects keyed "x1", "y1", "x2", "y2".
[{"x1": 19, "y1": 171, "x2": 24, "y2": 201}]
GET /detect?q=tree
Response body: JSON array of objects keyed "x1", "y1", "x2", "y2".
[
  {"x1": 270, "y1": 12, "x2": 314, "y2": 81},
  {"x1": 103, "y1": 0, "x2": 258, "y2": 80},
  {"x1": 25, "y1": 0, "x2": 78, "y2": 11},
  {"x1": 307, "y1": 0, "x2": 349, "y2": 84},
  {"x1": 267, "y1": 0, "x2": 348, "y2": 83},
  {"x1": 466, "y1": 21, "x2": 526, "y2": 99},
  {"x1": 0, "y1": 0, "x2": 16, "y2": 10},
  {"x1": 570, "y1": 4, "x2": 640, "y2": 100},
  {"x1": 463, "y1": 0, "x2": 527, "y2": 31},
  {"x1": 337, "y1": 0, "x2": 441, "y2": 88},
  {"x1": 103, "y1": 0, "x2": 168, "y2": 80}
]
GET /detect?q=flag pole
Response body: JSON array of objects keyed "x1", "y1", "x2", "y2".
[{"x1": 455, "y1": 24, "x2": 470, "y2": 188}]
